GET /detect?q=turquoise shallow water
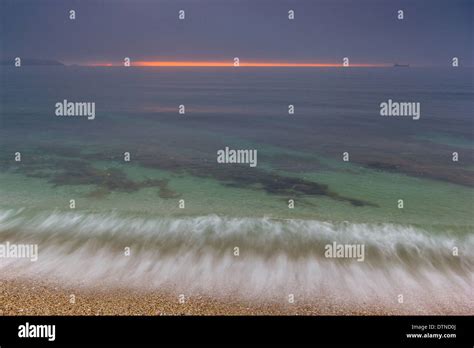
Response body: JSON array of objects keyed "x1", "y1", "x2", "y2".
[
  {"x1": 0, "y1": 150, "x2": 472, "y2": 230},
  {"x1": 1, "y1": 67, "x2": 472, "y2": 229}
]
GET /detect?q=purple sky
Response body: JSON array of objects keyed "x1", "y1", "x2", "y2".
[{"x1": 1, "y1": 0, "x2": 472, "y2": 66}]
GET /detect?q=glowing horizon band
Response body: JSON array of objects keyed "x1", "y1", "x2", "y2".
[{"x1": 88, "y1": 61, "x2": 388, "y2": 68}]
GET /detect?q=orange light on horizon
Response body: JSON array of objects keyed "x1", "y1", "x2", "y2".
[{"x1": 87, "y1": 60, "x2": 388, "y2": 68}]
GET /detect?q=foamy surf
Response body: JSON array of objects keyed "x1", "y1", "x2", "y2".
[{"x1": 0, "y1": 208, "x2": 472, "y2": 312}]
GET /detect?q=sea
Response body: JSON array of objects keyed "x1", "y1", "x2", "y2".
[{"x1": 0, "y1": 66, "x2": 472, "y2": 312}]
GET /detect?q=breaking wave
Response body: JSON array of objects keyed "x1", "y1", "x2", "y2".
[{"x1": 0, "y1": 208, "x2": 472, "y2": 311}]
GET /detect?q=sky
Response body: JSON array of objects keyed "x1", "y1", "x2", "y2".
[{"x1": 0, "y1": 0, "x2": 472, "y2": 66}]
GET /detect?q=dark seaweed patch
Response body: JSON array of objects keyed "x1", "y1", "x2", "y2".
[
  {"x1": 366, "y1": 161, "x2": 399, "y2": 171},
  {"x1": 0, "y1": 148, "x2": 181, "y2": 199},
  {"x1": 137, "y1": 153, "x2": 377, "y2": 207},
  {"x1": 1, "y1": 144, "x2": 376, "y2": 207}
]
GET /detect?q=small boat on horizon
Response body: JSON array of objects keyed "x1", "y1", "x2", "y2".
[{"x1": 393, "y1": 63, "x2": 410, "y2": 67}]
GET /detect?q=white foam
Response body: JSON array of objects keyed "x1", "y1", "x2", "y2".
[{"x1": 0, "y1": 209, "x2": 472, "y2": 311}]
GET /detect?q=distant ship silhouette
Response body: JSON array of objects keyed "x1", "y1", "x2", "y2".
[{"x1": 393, "y1": 63, "x2": 410, "y2": 67}]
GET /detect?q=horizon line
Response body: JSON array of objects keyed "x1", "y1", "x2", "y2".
[{"x1": 86, "y1": 60, "x2": 390, "y2": 68}]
